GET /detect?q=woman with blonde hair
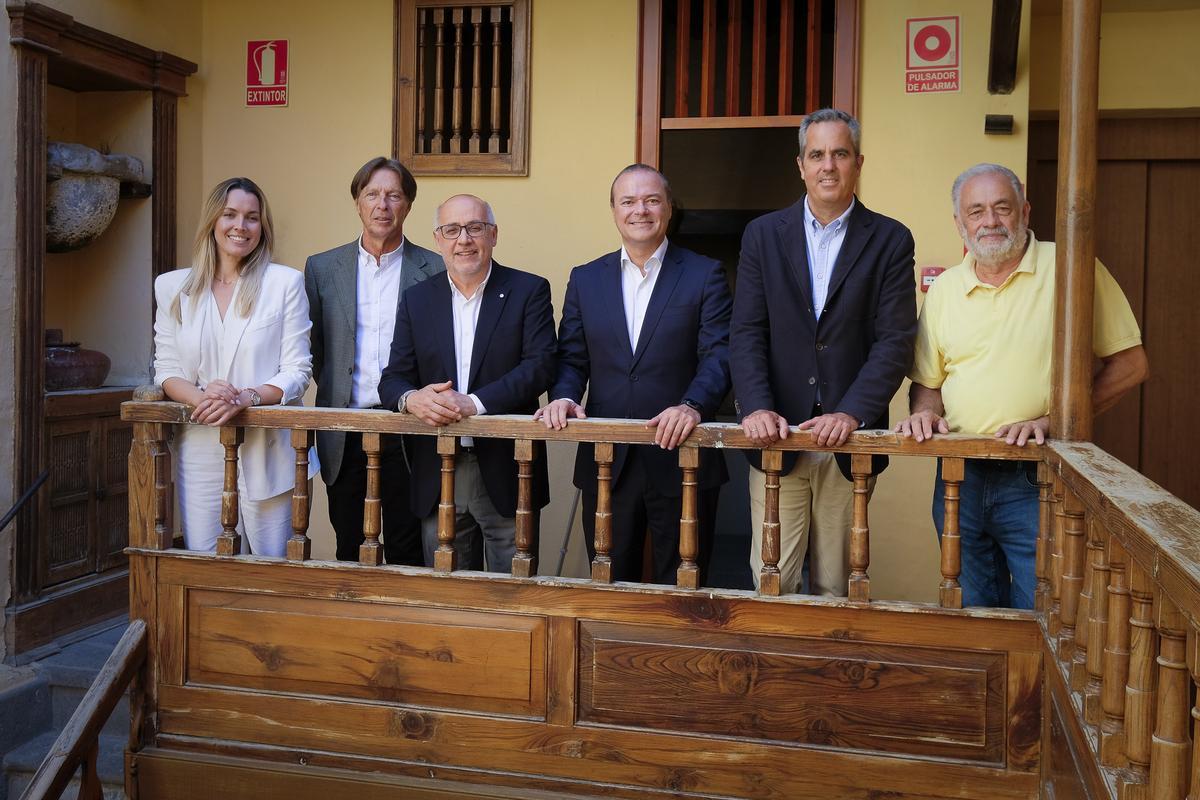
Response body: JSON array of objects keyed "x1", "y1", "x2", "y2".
[{"x1": 153, "y1": 177, "x2": 318, "y2": 555}]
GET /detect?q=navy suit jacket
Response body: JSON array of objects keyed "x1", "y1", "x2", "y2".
[
  {"x1": 378, "y1": 263, "x2": 557, "y2": 518},
  {"x1": 552, "y1": 243, "x2": 732, "y2": 496},
  {"x1": 730, "y1": 198, "x2": 917, "y2": 479}
]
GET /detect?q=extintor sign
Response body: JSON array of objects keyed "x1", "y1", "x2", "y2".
[
  {"x1": 906, "y1": 17, "x2": 959, "y2": 94},
  {"x1": 247, "y1": 40, "x2": 289, "y2": 107}
]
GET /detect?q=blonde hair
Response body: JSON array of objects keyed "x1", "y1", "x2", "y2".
[{"x1": 170, "y1": 177, "x2": 275, "y2": 322}]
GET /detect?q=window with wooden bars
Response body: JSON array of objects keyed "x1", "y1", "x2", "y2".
[{"x1": 394, "y1": 0, "x2": 531, "y2": 176}]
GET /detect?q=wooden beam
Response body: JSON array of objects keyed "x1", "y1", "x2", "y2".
[
  {"x1": 750, "y1": 0, "x2": 766, "y2": 115},
  {"x1": 636, "y1": 0, "x2": 663, "y2": 166},
  {"x1": 987, "y1": 0, "x2": 1022, "y2": 94},
  {"x1": 724, "y1": 0, "x2": 741, "y2": 116},
  {"x1": 777, "y1": 0, "x2": 795, "y2": 114},
  {"x1": 674, "y1": 0, "x2": 691, "y2": 117},
  {"x1": 804, "y1": 0, "x2": 822, "y2": 112},
  {"x1": 1051, "y1": 0, "x2": 1101, "y2": 441},
  {"x1": 832, "y1": 0, "x2": 859, "y2": 115},
  {"x1": 699, "y1": 0, "x2": 717, "y2": 116}
]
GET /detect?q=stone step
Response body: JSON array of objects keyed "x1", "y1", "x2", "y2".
[
  {"x1": 3, "y1": 731, "x2": 126, "y2": 800},
  {"x1": 0, "y1": 667, "x2": 51, "y2": 757}
]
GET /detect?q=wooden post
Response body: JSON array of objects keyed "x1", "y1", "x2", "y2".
[
  {"x1": 216, "y1": 426, "x2": 244, "y2": 556},
  {"x1": 938, "y1": 457, "x2": 964, "y2": 609},
  {"x1": 489, "y1": 7, "x2": 503, "y2": 152},
  {"x1": 1059, "y1": 488, "x2": 1086, "y2": 659},
  {"x1": 287, "y1": 429, "x2": 313, "y2": 561},
  {"x1": 512, "y1": 439, "x2": 536, "y2": 577},
  {"x1": 758, "y1": 448, "x2": 783, "y2": 597},
  {"x1": 127, "y1": 385, "x2": 171, "y2": 551},
  {"x1": 1187, "y1": 628, "x2": 1200, "y2": 800},
  {"x1": 434, "y1": 436, "x2": 459, "y2": 573},
  {"x1": 1124, "y1": 561, "x2": 1157, "y2": 780},
  {"x1": 1100, "y1": 536, "x2": 1132, "y2": 767},
  {"x1": 359, "y1": 432, "x2": 384, "y2": 566},
  {"x1": 1035, "y1": 462, "x2": 1054, "y2": 612},
  {"x1": 432, "y1": 9, "x2": 446, "y2": 153},
  {"x1": 468, "y1": 7, "x2": 483, "y2": 153},
  {"x1": 1084, "y1": 521, "x2": 1111, "y2": 722},
  {"x1": 1070, "y1": 517, "x2": 1097, "y2": 691},
  {"x1": 1050, "y1": 475, "x2": 1066, "y2": 637},
  {"x1": 450, "y1": 8, "x2": 465, "y2": 153},
  {"x1": 591, "y1": 442, "x2": 614, "y2": 583},
  {"x1": 1050, "y1": 0, "x2": 1101, "y2": 441},
  {"x1": 676, "y1": 446, "x2": 700, "y2": 590},
  {"x1": 1150, "y1": 595, "x2": 1190, "y2": 798},
  {"x1": 847, "y1": 453, "x2": 872, "y2": 603}
]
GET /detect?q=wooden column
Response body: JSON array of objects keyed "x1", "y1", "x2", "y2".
[
  {"x1": 468, "y1": 7, "x2": 483, "y2": 153},
  {"x1": 359, "y1": 432, "x2": 384, "y2": 566},
  {"x1": 1150, "y1": 595, "x2": 1191, "y2": 798},
  {"x1": 938, "y1": 457, "x2": 964, "y2": 609},
  {"x1": 151, "y1": 90, "x2": 178, "y2": 281},
  {"x1": 1050, "y1": 0, "x2": 1101, "y2": 441},
  {"x1": 450, "y1": 9, "x2": 465, "y2": 153},
  {"x1": 1083, "y1": 522, "x2": 1111, "y2": 723},
  {"x1": 434, "y1": 436, "x2": 459, "y2": 572},
  {"x1": 847, "y1": 453, "x2": 872, "y2": 602},
  {"x1": 512, "y1": 439, "x2": 536, "y2": 577},
  {"x1": 1050, "y1": 476, "x2": 1067, "y2": 637},
  {"x1": 676, "y1": 447, "x2": 700, "y2": 590},
  {"x1": 591, "y1": 443, "x2": 614, "y2": 583},
  {"x1": 1059, "y1": 489, "x2": 1087, "y2": 658},
  {"x1": 1100, "y1": 537, "x2": 1131, "y2": 767},
  {"x1": 432, "y1": 9, "x2": 446, "y2": 152},
  {"x1": 216, "y1": 427, "x2": 244, "y2": 556},
  {"x1": 1124, "y1": 561, "x2": 1157, "y2": 781},
  {"x1": 1070, "y1": 518, "x2": 1098, "y2": 691},
  {"x1": 287, "y1": 429, "x2": 313, "y2": 561},
  {"x1": 1035, "y1": 462, "x2": 1054, "y2": 612},
  {"x1": 757, "y1": 449, "x2": 783, "y2": 597}
]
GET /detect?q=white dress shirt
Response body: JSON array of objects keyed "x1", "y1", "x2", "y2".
[
  {"x1": 619, "y1": 236, "x2": 669, "y2": 349},
  {"x1": 350, "y1": 237, "x2": 405, "y2": 408},
  {"x1": 803, "y1": 197, "x2": 855, "y2": 319},
  {"x1": 450, "y1": 267, "x2": 490, "y2": 445}
]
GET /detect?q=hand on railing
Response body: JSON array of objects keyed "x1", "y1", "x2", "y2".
[
  {"x1": 894, "y1": 410, "x2": 949, "y2": 442},
  {"x1": 740, "y1": 408, "x2": 789, "y2": 447},
  {"x1": 995, "y1": 415, "x2": 1049, "y2": 447},
  {"x1": 533, "y1": 398, "x2": 586, "y2": 429}
]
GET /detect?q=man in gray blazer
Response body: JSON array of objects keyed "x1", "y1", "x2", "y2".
[{"x1": 304, "y1": 156, "x2": 445, "y2": 565}]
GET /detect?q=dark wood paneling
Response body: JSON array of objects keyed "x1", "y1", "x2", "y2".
[
  {"x1": 44, "y1": 387, "x2": 134, "y2": 419},
  {"x1": 5, "y1": 568, "x2": 129, "y2": 655},
  {"x1": 152, "y1": 91, "x2": 179, "y2": 282}
]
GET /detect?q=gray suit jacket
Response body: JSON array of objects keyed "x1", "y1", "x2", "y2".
[{"x1": 304, "y1": 237, "x2": 445, "y2": 483}]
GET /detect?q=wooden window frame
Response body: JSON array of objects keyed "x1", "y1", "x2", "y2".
[{"x1": 393, "y1": 0, "x2": 532, "y2": 176}]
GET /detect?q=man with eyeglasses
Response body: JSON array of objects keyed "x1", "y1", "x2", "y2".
[
  {"x1": 536, "y1": 164, "x2": 732, "y2": 585},
  {"x1": 379, "y1": 194, "x2": 557, "y2": 572},
  {"x1": 305, "y1": 156, "x2": 444, "y2": 566}
]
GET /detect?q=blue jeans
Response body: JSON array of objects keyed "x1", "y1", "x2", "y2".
[{"x1": 932, "y1": 458, "x2": 1039, "y2": 609}]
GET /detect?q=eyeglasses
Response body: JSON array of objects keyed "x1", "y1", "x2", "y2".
[{"x1": 434, "y1": 221, "x2": 494, "y2": 239}]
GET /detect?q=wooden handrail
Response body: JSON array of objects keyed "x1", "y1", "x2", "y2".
[
  {"x1": 120, "y1": 400, "x2": 1041, "y2": 461},
  {"x1": 20, "y1": 620, "x2": 148, "y2": 800}
]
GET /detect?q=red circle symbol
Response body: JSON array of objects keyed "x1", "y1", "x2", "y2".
[{"x1": 914, "y1": 24, "x2": 952, "y2": 62}]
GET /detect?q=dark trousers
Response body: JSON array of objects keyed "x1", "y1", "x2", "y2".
[
  {"x1": 326, "y1": 432, "x2": 423, "y2": 566},
  {"x1": 581, "y1": 447, "x2": 718, "y2": 585}
]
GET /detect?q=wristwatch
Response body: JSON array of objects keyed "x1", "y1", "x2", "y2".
[
  {"x1": 245, "y1": 388, "x2": 262, "y2": 407},
  {"x1": 682, "y1": 399, "x2": 702, "y2": 414},
  {"x1": 399, "y1": 389, "x2": 416, "y2": 414}
]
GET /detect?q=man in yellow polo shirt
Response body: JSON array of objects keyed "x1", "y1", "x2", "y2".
[{"x1": 897, "y1": 163, "x2": 1148, "y2": 608}]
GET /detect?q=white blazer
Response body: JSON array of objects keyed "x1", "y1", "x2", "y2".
[{"x1": 153, "y1": 263, "x2": 319, "y2": 501}]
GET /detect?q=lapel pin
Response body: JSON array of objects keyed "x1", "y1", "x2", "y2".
[{"x1": 499, "y1": 293, "x2": 505, "y2": 298}]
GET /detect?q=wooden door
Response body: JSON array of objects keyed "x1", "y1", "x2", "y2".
[{"x1": 1028, "y1": 117, "x2": 1200, "y2": 509}]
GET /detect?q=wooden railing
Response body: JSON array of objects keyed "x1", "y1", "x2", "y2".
[
  {"x1": 19, "y1": 620, "x2": 146, "y2": 800},
  {"x1": 121, "y1": 388, "x2": 1040, "y2": 606},
  {"x1": 1041, "y1": 440, "x2": 1200, "y2": 800}
]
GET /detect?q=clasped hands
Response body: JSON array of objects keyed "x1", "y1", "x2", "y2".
[
  {"x1": 533, "y1": 399, "x2": 701, "y2": 450},
  {"x1": 403, "y1": 380, "x2": 478, "y2": 426},
  {"x1": 190, "y1": 379, "x2": 258, "y2": 426}
]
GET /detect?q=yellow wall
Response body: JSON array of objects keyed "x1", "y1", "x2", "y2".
[
  {"x1": 1031, "y1": 8, "x2": 1200, "y2": 112},
  {"x1": 856, "y1": 0, "x2": 1033, "y2": 601}
]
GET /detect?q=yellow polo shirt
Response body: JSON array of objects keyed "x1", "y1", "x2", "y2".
[{"x1": 910, "y1": 235, "x2": 1141, "y2": 435}]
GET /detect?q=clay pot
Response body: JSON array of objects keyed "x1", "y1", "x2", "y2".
[
  {"x1": 44, "y1": 329, "x2": 111, "y2": 391},
  {"x1": 45, "y1": 142, "x2": 145, "y2": 253}
]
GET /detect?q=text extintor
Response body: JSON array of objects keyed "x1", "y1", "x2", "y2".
[
  {"x1": 906, "y1": 17, "x2": 959, "y2": 94},
  {"x1": 247, "y1": 40, "x2": 289, "y2": 107}
]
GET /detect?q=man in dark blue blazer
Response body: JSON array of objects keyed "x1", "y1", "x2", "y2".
[
  {"x1": 379, "y1": 194, "x2": 557, "y2": 572},
  {"x1": 536, "y1": 164, "x2": 732, "y2": 585},
  {"x1": 730, "y1": 108, "x2": 917, "y2": 597}
]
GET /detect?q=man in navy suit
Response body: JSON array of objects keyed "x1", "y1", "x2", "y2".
[
  {"x1": 537, "y1": 164, "x2": 732, "y2": 585},
  {"x1": 379, "y1": 194, "x2": 557, "y2": 572},
  {"x1": 730, "y1": 108, "x2": 917, "y2": 597}
]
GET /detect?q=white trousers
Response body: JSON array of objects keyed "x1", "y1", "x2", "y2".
[{"x1": 174, "y1": 426, "x2": 293, "y2": 557}]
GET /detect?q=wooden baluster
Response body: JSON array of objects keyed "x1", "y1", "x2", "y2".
[
  {"x1": 724, "y1": 0, "x2": 742, "y2": 116},
  {"x1": 758, "y1": 449, "x2": 783, "y2": 596},
  {"x1": 450, "y1": 8, "x2": 465, "y2": 153},
  {"x1": 676, "y1": 447, "x2": 700, "y2": 590},
  {"x1": 1050, "y1": 475, "x2": 1066, "y2": 637},
  {"x1": 1101, "y1": 536, "x2": 1132, "y2": 767},
  {"x1": 1035, "y1": 462, "x2": 1053, "y2": 612},
  {"x1": 1084, "y1": 520, "x2": 1111, "y2": 722},
  {"x1": 79, "y1": 740, "x2": 101, "y2": 799},
  {"x1": 674, "y1": 0, "x2": 691, "y2": 116},
  {"x1": 216, "y1": 426, "x2": 243, "y2": 555},
  {"x1": 591, "y1": 442, "x2": 614, "y2": 583},
  {"x1": 1122, "y1": 560, "x2": 1157, "y2": 787},
  {"x1": 489, "y1": 6, "x2": 503, "y2": 152},
  {"x1": 848, "y1": 454, "x2": 872, "y2": 602},
  {"x1": 777, "y1": 0, "x2": 794, "y2": 115},
  {"x1": 512, "y1": 439, "x2": 536, "y2": 577},
  {"x1": 1071, "y1": 516, "x2": 1098, "y2": 691},
  {"x1": 938, "y1": 457, "x2": 964, "y2": 609},
  {"x1": 432, "y1": 9, "x2": 446, "y2": 153},
  {"x1": 1187, "y1": 628, "x2": 1200, "y2": 800},
  {"x1": 699, "y1": 0, "x2": 717, "y2": 116},
  {"x1": 750, "y1": 0, "x2": 767, "y2": 115},
  {"x1": 468, "y1": 7, "x2": 483, "y2": 153},
  {"x1": 287, "y1": 429, "x2": 313, "y2": 561},
  {"x1": 417, "y1": 8, "x2": 427, "y2": 154},
  {"x1": 804, "y1": 0, "x2": 822, "y2": 111},
  {"x1": 1150, "y1": 594, "x2": 1190, "y2": 798},
  {"x1": 128, "y1": 388, "x2": 174, "y2": 551},
  {"x1": 359, "y1": 432, "x2": 384, "y2": 566},
  {"x1": 1059, "y1": 488, "x2": 1086, "y2": 659},
  {"x1": 434, "y1": 436, "x2": 459, "y2": 572}
]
